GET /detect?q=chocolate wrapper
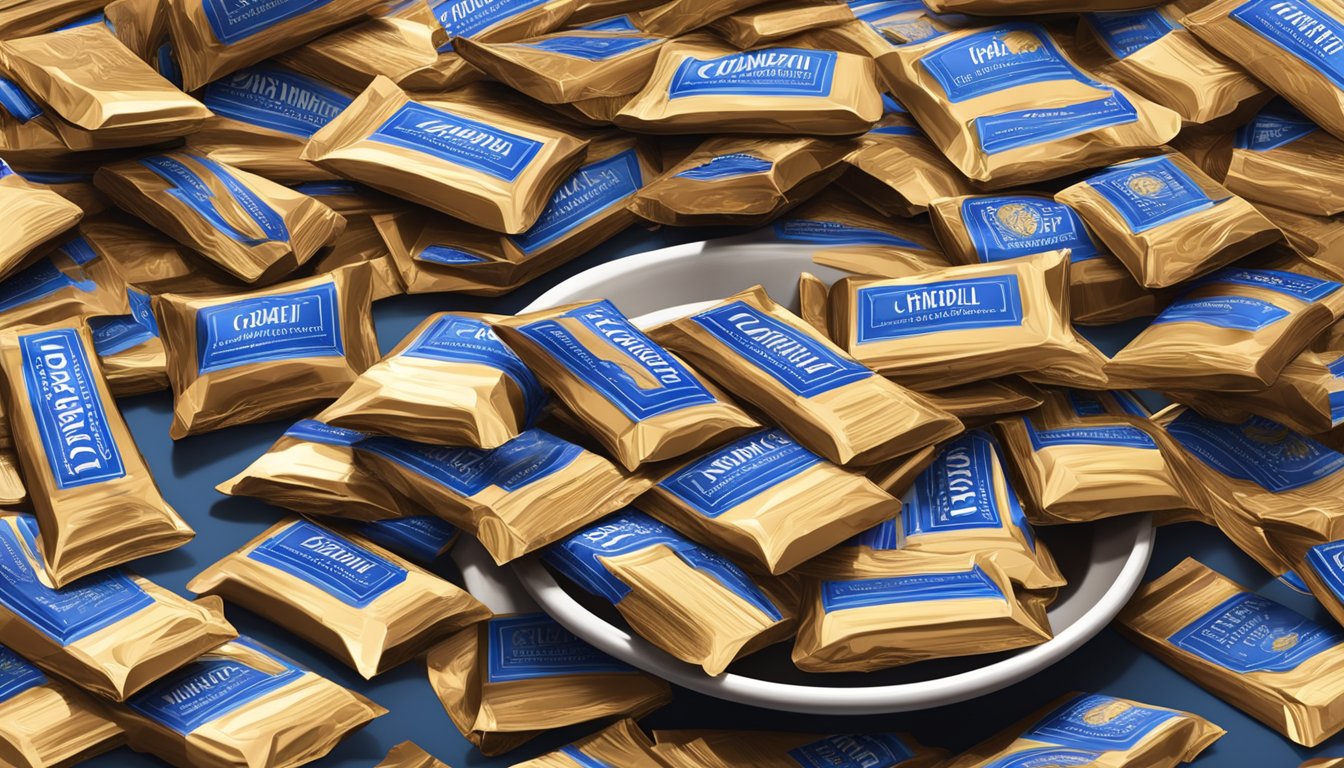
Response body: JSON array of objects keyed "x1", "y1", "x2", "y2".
[
  {"x1": 651, "y1": 284, "x2": 961, "y2": 466},
  {"x1": 781, "y1": 19, "x2": 894, "y2": 59},
  {"x1": 0, "y1": 643, "x2": 125, "y2": 768},
  {"x1": 515, "y1": 719, "x2": 660, "y2": 767},
  {"x1": 79, "y1": 215, "x2": 241, "y2": 296},
  {"x1": 0, "y1": 513, "x2": 236, "y2": 701},
  {"x1": 153, "y1": 267, "x2": 378, "y2": 439},
  {"x1": 290, "y1": 180, "x2": 402, "y2": 217},
  {"x1": 0, "y1": 0, "x2": 105, "y2": 39},
  {"x1": 455, "y1": 30, "x2": 667, "y2": 104},
  {"x1": 1118, "y1": 557, "x2": 1344, "y2": 747},
  {"x1": 95, "y1": 152, "x2": 346, "y2": 285},
  {"x1": 919, "y1": 378, "x2": 1044, "y2": 421},
  {"x1": 774, "y1": 193, "x2": 948, "y2": 279},
  {"x1": 709, "y1": 1, "x2": 853, "y2": 48},
  {"x1": 862, "y1": 1, "x2": 960, "y2": 46},
  {"x1": 0, "y1": 233, "x2": 130, "y2": 329},
  {"x1": 90, "y1": 288, "x2": 169, "y2": 397},
  {"x1": 1221, "y1": 101, "x2": 1344, "y2": 217},
  {"x1": 651, "y1": 731, "x2": 947, "y2": 768},
  {"x1": 926, "y1": 0, "x2": 1163, "y2": 11},
  {"x1": 1260, "y1": 204, "x2": 1344, "y2": 281},
  {"x1": 1038, "y1": 387, "x2": 1150, "y2": 421},
  {"x1": 375, "y1": 742, "x2": 448, "y2": 768},
  {"x1": 344, "y1": 515, "x2": 459, "y2": 564},
  {"x1": 1261, "y1": 503, "x2": 1344, "y2": 637},
  {"x1": 188, "y1": 517, "x2": 490, "y2": 679},
  {"x1": 1056, "y1": 152, "x2": 1282, "y2": 289},
  {"x1": 0, "y1": 158, "x2": 82, "y2": 281},
  {"x1": 115, "y1": 636, "x2": 385, "y2": 768},
  {"x1": 104, "y1": 0, "x2": 167, "y2": 63},
  {"x1": 426, "y1": 612, "x2": 671, "y2": 755},
  {"x1": 307, "y1": 215, "x2": 405, "y2": 301},
  {"x1": 798, "y1": 271, "x2": 830, "y2": 339},
  {"x1": 22, "y1": 170, "x2": 108, "y2": 216},
  {"x1": 354, "y1": 428, "x2": 651, "y2": 564},
  {"x1": 545, "y1": 509, "x2": 798, "y2": 675},
  {"x1": 943, "y1": 691, "x2": 1223, "y2": 767},
  {"x1": 633, "y1": 0, "x2": 768, "y2": 36},
  {"x1": 863, "y1": 444, "x2": 940, "y2": 497},
  {"x1": 494, "y1": 299, "x2": 758, "y2": 470},
  {"x1": 615, "y1": 37, "x2": 882, "y2": 135}
]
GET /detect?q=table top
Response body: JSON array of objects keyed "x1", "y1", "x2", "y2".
[{"x1": 81, "y1": 227, "x2": 1344, "y2": 767}]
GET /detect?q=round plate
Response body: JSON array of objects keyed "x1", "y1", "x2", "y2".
[{"x1": 452, "y1": 237, "x2": 1156, "y2": 715}]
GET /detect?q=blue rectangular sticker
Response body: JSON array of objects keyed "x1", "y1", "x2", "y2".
[
  {"x1": 247, "y1": 519, "x2": 407, "y2": 608},
  {"x1": 203, "y1": 66, "x2": 351, "y2": 138},
  {"x1": 821, "y1": 565, "x2": 1005, "y2": 613},
  {"x1": 975, "y1": 92, "x2": 1139, "y2": 155},
  {"x1": 1199, "y1": 267, "x2": 1342, "y2": 303},
  {"x1": 284, "y1": 419, "x2": 365, "y2": 447},
  {"x1": 1151, "y1": 295, "x2": 1290, "y2": 332},
  {"x1": 141, "y1": 155, "x2": 289, "y2": 245},
  {"x1": 369, "y1": 102, "x2": 543, "y2": 182},
  {"x1": 0, "y1": 645, "x2": 46, "y2": 703},
  {"x1": 1085, "y1": 156, "x2": 1218, "y2": 233},
  {"x1": 1237, "y1": 101, "x2": 1318, "y2": 150},
  {"x1": 920, "y1": 24, "x2": 1087, "y2": 102},
  {"x1": 1024, "y1": 693, "x2": 1177, "y2": 751},
  {"x1": 432, "y1": 0, "x2": 552, "y2": 42},
  {"x1": 961, "y1": 197, "x2": 1102, "y2": 263},
  {"x1": 0, "y1": 77, "x2": 42, "y2": 122},
  {"x1": 980, "y1": 748, "x2": 1103, "y2": 768},
  {"x1": 403, "y1": 314, "x2": 545, "y2": 419},
  {"x1": 1165, "y1": 411, "x2": 1344, "y2": 492},
  {"x1": 91, "y1": 290, "x2": 160, "y2": 357},
  {"x1": 774, "y1": 219, "x2": 925, "y2": 248},
  {"x1": 1169, "y1": 592, "x2": 1342, "y2": 673},
  {"x1": 659, "y1": 430, "x2": 824, "y2": 518},
  {"x1": 352, "y1": 516, "x2": 458, "y2": 563},
  {"x1": 902, "y1": 431, "x2": 1034, "y2": 552},
  {"x1": 1307, "y1": 540, "x2": 1344, "y2": 607},
  {"x1": 1087, "y1": 10, "x2": 1176, "y2": 58},
  {"x1": 202, "y1": 0, "x2": 334, "y2": 45},
  {"x1": 1232, "y1": 0, "x2": 1344, "y2": 91},
  {"x1": 788, "y1": 734, "x2": 916, "y2": 768},
  {"x1": 195, "y1": 282, "x2": 344, "y2": 374},
  {"x1": 520, "y1": 34, "x2": 660, "y2": 60},
  {"x1": 1024, "y1": 420, "x2": 1158, "y2": 451},
  {"x1": 357, "y1": 429, "x2": 583, "y2": 498},
  {"x1": 668, "y1": 49, "x2": 837, "y2": 98},
  {"x1": 416, "y1": 245, "x2": 489, "y2": 265},
  {"x1": 510, "y1": 148, "x2": 643, "y2": 254},
  {"x1": 674, "y1": 153, "x2": 773, "y2": 180},
  {"x1": 856, "y1": 274, "x2": 1024, "y2": 344},
  {"x1": 485, "y1": 613, "x2": 632, "y2": 682}
]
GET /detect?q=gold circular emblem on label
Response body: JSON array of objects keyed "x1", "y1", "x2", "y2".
[
  {"x1": 1126, "y1": 173, "x2": 1167, "y2": 198},
  {"x1": 994, "y1": 203, "x2": 1040, "y2": 237},
  {"x1": 1082, "y1": 700, "x2": 1131, "y2": 725},
  {"x1": 1273, "y1": 632, "x2": 1300, "y2": 652}
]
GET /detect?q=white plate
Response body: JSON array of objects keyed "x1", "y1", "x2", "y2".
[{"x1": 452, "y1": 237, "x2": 1155, "y2": 715}]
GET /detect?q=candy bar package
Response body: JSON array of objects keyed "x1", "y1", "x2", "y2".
[
  {"x1": 798, "y1": 271, "x2": 830, "y2": 338},
  {"x1": 920, "y1": 378, "x2": 1045, "y2": 422},
  {"x1": 21, "y1": 169, "x2": 108, "y2": 216},
  {"x1": 943, "y1": 691, "x2": 1223, "y2": 767},
  {"x1": 879, "y1": 24, "x2": 1180, "y2": 186},
  {"x1": 90, "y1": 288, "x2": 169, "y2": 397},
  {"x1": 0, "y1": 643, "x2": 125, "y2": 768},
  {"x1": 114, "y1": 636, "x2": 385, "y2": 768},
  {"x1": 926, "y1": 0, "x2": 1166, "y2": 12},
  {"x1": 493, "y1": 299, "x2": 758, "y2": 470},
  {"x1": 426, "y1": 613, "x2": 671, "y2": 755},
  {"x1": 839, "y1": 99, "x2": 976, "y2": 217},
  {"x1": 1261, "y1": 502, "x2": 1344, "y2": 633},
  {"x1": 307, "y1": 215, "x2": 405, "y2": 301},
  {"x1": 345, "y1": 515, "x2": 459, "y2": 564},
  {"x1": 650, "y1": 284, "x2": 961, "y2": 466},
  {"x1": 0, "y1": 513, "x2": 236, "y2": 701},
  {"x1": 0, "y1": 0, "x2": 105, "y2": 39},
  {"x1": 1108, "y1": 266, "x2": 1343, "y2": 391},
  {"x1": 792, "y1": 550, "x2": 1050, "y2": 672},
  {"x1": 709, "y1": 1, "x2": 853, "y2": 48},
  {"x1": 153, "y1": 267, "x2": 378, "y2": 438},
  {"x1": 188, "y1": 517, "x2": 490, "y2": 679},
  {"x1": 104, "y1": 0, "x2": 168, "y2": 63},
  {"x1": 290, "y1": 180, "x2": 402, "y2": 217},
  {"x1": 781, "y1": 18, "x2": 896, "y2": 60},
  {"x1": 78, "y1": 215, "x2": 241, "y2": 296},
  {"x1": 276, "y1": 14, "x2": 460, "y2": 94},
  {"x1": 651, "y1": 731, "x2": 947, "y2": 768},
  {"x1": 95, "y1": 152, "x2": 346, "y2": 285},
  {"x1": 0, "y1": 159, "x2": 83, "y2": 281},
  {"x1": 1220, "y1": 100, "x2": 1344, "y2": 217},
  {"x1": 1056, "y1": 153, "x2": 1282, "y2": 289},
  {"x1": 1261, "y1": 204, "x2": 1344, "y2": 280},
  {"x1": 545, "y1": 510, "x2": 798, "y2": 675},
  {"x1": 1119, "y1": 557, "x2": 1344, "y2": 747},
  {"x1": 632, "y1": 0, "x2": 769, "y2": 36},
  {"x1": 355, "y1": 428, "x2": 650, "y2": 563},
  {"x1": 514, "y1": 719, "x2": 662, "y2": 768},
  {"x1": 0, "y1": 233, "x2": 130, "y2": 329},
  {"x1": 454, "y1": 30, "x2": 667, "y2": 105},
  {"x1": 772, "y1": 193, "x2": 948, "y2": 278},
  {"x1": 829, "y1": 251, "x2": 1110, "y2": 391},
  {"x1": 303, "y1": 77, "x2": 588, "y2": 234},
  {"x1": 0, "y1": 323, "x2": 190, "y2": 586},
  {"x1": 615, "y1": 37, "x2": 882, "y2": 135},
  {"x1": 375, "y1": 743, "x2": 449, "y2": 768}
]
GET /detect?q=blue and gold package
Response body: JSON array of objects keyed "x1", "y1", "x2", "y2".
[
  {"x1": 77, "y1": 215, "x2": 242, "y2": 297},
  {"x1": 0, "y1": 233, "x2": 131, "y2": 331},
  {"x1": 709, "y1": 1, "x2": 853, "y2": 48},
  {"x1": 0, "y1": 642, "x2": 125, "y2": 768},
  {"x1": 454, "y1": 30, "x2": 667, "y2": 106},
  {"x1": 0, "y1": 0, "x2": 106, "y2": 39},
  {"x1": 346, "y1": 515, "x2": 459, "y2": 564},
  {"x1": 375, "y1": 742, "x2": 450, "y2": 768},
  {"x1": 305, "y1": 215, "x2": 406, "y2": 302},
  {"x1": 773, "y1": 192, "x2": 949, "y2": 279},
  {"x1": 651, "y1": 730, "x2": 947, "y2": 768},
  {"x1": 0, "y1": 158, "x2": 82, "y2": 282},
  {"x1": 513, "y1": 719, "x2": 662, "y2": 768},
  {"x1": 632, "y1": 0, "x2": 769, "y2": 36},
  {"x1": 90, "y1": 288, "x2": 168, "y2": 397},
  {"x1": 1217, "y1": 100, "x2": 1344, "y2": 218}
]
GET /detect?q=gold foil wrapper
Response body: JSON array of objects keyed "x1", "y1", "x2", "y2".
[
  {"x1": 80, "y1": 215, "x2": 242, "y2": 296},
  {"x1": 1219, "y1": 107, "x2": 1344, "y2": 218},
  {"x1": 455, "y1": 30, "x2": 667, "y2": 104},
  {"x1": 778, "y1": 192, "x2": 949, "y2": 278},
  {"x1": 709, "y1": 1, "x2": 853, "y2": 48},
  {"x1": 1263, "y1": 503, "x2": 1344, "y2": 636},
  {"x1": 781, "y1": 19, "x2": 895, "y2": 59},
  {"x1": 1118, "y1": 557, "x2": 1344, "y2": 747},
  {"x1": 0, "y1": 0, "x2": 106, "y2": 39},
  {"x1": 28, "y1": 172, "x2": 108, "y2": 216},
  {"x1": 798, "y1": 271, "x2": 831, "y2": 339},
  {"x1": 95, "y1": 297, "x2": 170, "y2": 398},
  {"x1": 632, "y1": 0, "x2": 767, "y2": 36},
  {"x1": 276, "y1": 15, "x2": 480, "y2": 94},
  {"x1": 426, "y1": 613, "x2": 672, "y2": 755},
  {"x1": 0, "y1": 234, "x2": 130, "y2": 330},
  {"x1": 925, "y1": 0, "x2": 1162, "y2": 11},
  {"x1": 1304, "y1": 761, "x2": 1344, "y2": 768},
  {"x1": 0, "y1": 163, "x2": 83, "y2": 281},
  {"x1": 918, "y1": 378, "x2": 1043, "y2": 422},
  {"x1": 652, "y1": 730, "x2": 947, "y2": 767},
  {"x1": 0, "y1": 646, "x2": 125, "y2": 768},
  {"x1": 308, "y1": 215, "x2": 405, "y2": 301},
  {"x1": 104, "y1": 0, "x2": 167, "y2": 63},
  {"x1": 375, "y1": 742, "x2": 450, "y2": 768},
  {"x1": 514, "y1": 719, "x2": 662, "y2": 768},
  {"x1": 863, "y1": 443, "x2": 938, "y2": 495}
]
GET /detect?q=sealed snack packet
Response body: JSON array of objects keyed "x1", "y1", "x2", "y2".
[
  {"x1": 20, "y1": 169, "x2": 108, "y2": 216},
  {"x1": 494, "y1": 299, "x2": 758, "y2": 470},
  {"x1": 793, "y1": 550, "x2": 1050, "y2": 672},
  {"x1": 307, "y1": 216, "x2": 405, "y2": 301},
  {"x1": 115, "y1": 636, "x2": 385, "y2": 768},
  {"x1": 1038, "y1": 387, "x2": 1150, "y2": 422},
  {"x1": 1056, "y1": 152, "x2": 1281, "y2": 289},
  {"x1": 275, "y1": 12, "x2": 464, "y2": 94},
  {"x1": 615, "y1": 37, "x2": 882, "y2": 135},
  {"x1": 1261, "y1": 502, "x2": 1344, "y2": 634},
  {"x1": 454, "y1": 30, "x2": 667, "y2": 106},
  {"x1": 0, "y1": 643, "x2": 125, "y2": 768},
  {"x1": 95, "y1": 152, "x2": 346, "y2": 285},
  {"x1": 0, "y1": 234, "x2": 130, "y2": 329},
  {"x1": 879, "y1": 24, "x2": 1180, "y2": 186},
  {"x1": 188, "y1": 517, "x2": 490, "y2": 679},
  {"x1": 710, "y1": 1, "x2": 853, "y2": 48},
  {"x1": 103, "y1": 0, "x2": 168, "y2": 63},
  {"x1": 290, "y1": 180, "x2": 402, "y2": 217},
  {"x1": 798, "y1": 271, "x2": 830, "y2": 338},
  {"x1": 0, "y1": 158, "x2": 83, "y2": 281},
  {"x1": 943, "y1": 690, "x2": 1223, "y2": 767},
  {"x1": 346, "y1": 515, "x2": 459, "y2": 564},
  {"x1": 1119, "y1": 557, "x2": 1344, "y2": 747},
  {"x1": 633, "y1": 0, "x2": 768, "y2": 36},
  {"x1": 1221, "y1": 100, "x2": 1344, "y2": 217},
  {"x1": 153, "y1": 267, "x2": 378, "y2": 439},
  {"x1": 375, "y1": 742, "x2": 448, "y2": 768},
  {"x1": 427, "y1": 612, "x2": 671, "y2": 755},
  {"x1": 651, "y1": 731, "x2": 947, "y2": 768},
  {"x1": 0, "y1": 0, "x2": 106, "y2": 39},
  {"x1": 1262, "y1": 204, "x2": 1344, "y2": 280},
  {"x1": 773, "y1": 193, "x2": 948, "y2": 278},
  {"x1": 926, "y1": 0, "x2": 1167, "y2": 11},
  {"x1": 513, "y1": 719, "x2": 661, "y2": 768},
  {"x1": 0, "y1": 323, "x2": 191, "y2": 586},
  {"x1": 0, "y1": 513, "x2": 237, "y2": 701},
  {"x1": 78, "y1": 215, "x2": 241, "y2": 296},
  {"x1": 90, "y1": 288, "x2": 169, "y2": 397},
  {"x1": 303, "y1": 77, "x2": 588, "y2": 234},
  {"x1": 651, "y1": 284, "x2": 961, "y2": 465},
  {"x1": 829, "y1": 251, "x2": 1110, "y2": 391},
  {"x1": 839, "y1": 96, "x2": 976, "y2": 217},
  {"x1": 920, "y1": 378, "x2": 1044, "y2": 421},
  {"x1": 545, "y1": 510, "x2": 797, "y2": 675}
]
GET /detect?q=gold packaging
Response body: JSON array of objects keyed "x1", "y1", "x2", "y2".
[
  {"x1": 514, "y1": 719, "x2": 661, "y2": 768},
  {"x1": 0, "y1": 400, "x2": 25, "y2": 507},
  {"x1": 426, "y1": 612, "x2": 671, "y2": 755},
  {"x1": 153, "y1": 267, "x2": 379, "y2": 439},
  {"x1": 1218, "y1": 102, "x2": 1344, "y2": 217},
  {"x1": 631, "y1": 136, "x2": 852, "y2": 227},
  {"x1": 104, "y1": 0, "x2": 167, "y2": 63},
  {"x1": 1107, "y1": 266, "x2": 1343, "y2": 391},
  {"x1": 840, "y1": 106, "x2": 976, "y2": 218},
  {"x1": 90, "y1": 289, "x2": 170, "y2": 397},
  {"x1": 354, "y1": 428, "x2": 652, "y2": 563},
  {"x1": 290, "y1": 180, "x2": 402, "y2": 217},
  {"x1": 829, "y1": 251, "x2": 1109, "y2": 391},
  {"x1": 1056, "y1": 152, "x2": 1281, "y2": 289},
  {"x1": 633, "y1": 0, "x2": 768, "y2": 36},
  {"x1": 308, "y1": 215, "x2": 405, "y2": 301},
  {"x1": 1036, "y1": 386, "x2": 1151, "y2": 422},
  {"x1": 0, "y1": 159, "x2": 83, "y2": 281},
  {"x1": 0, "y1": 234, "x2": 131, "y2": 330},
  {"x1": 0, "y1": 643, "x2": 125, "y2": 768},
  {"x1": 864, "y1": 443, "x2": 939, "y2": 496},
  {"x1": 0, "y1": 323, "x2": 191, "y2": 586},
  {"x1": 454, "y1": 31, "x2": 667, "y2": 105},
  {"x1": 187, "y1": 517, "x2": 491, "y2": 679},
  {"x1": 0, "y1": 513, "x2": 237, "y2": 701},
  {"x1": 615, "y1": 37, "x2": 882, "y2": 135},
  {"x1": 13, "y1": 171, "x2": 107, "y2": 217},
  {"x1": 793, "y1": 550, "x2": 1050, "y2": 672},
  {"x1": 879, "y1": 24, "x2": 1180, "y2": 186},
  {"x1": 798, "y1": 271, "x2": 830, "y2": 338},
  {"x1": 1118, "y1": 557, "x2": 1344, "y2": 747},
  {"x1": 925, "y1": 0, "x2": 1166, "y2": 11},
  {"x1": 781, "y1": 19, "x2": 894, "y2": 59},
  {"x1": 375, "y1": 742, "x2": 449, "y2": 768},
  {"x1": 776, "y1": 193, "x2": 948, "y2": 279},
  {"x1": 1304, "y1": 761, "x2": 1344, "y2": 768},
  {"x1": 544, "y1": 509, "x2": 798, "y2": 675},
  {"x1": 79, "y1": 215, "x2": 241, "y2": 296},
  {"x1": 942, "y1": 690, "x2": 1224, "y2": 767},
  {"x1": 650, "y1": 284, "x2": 961, "y2": 466},
  {"x1": 95, "y1": 152, "x2": 346, "y2": 285},
  {"x1": 0, "y1": 109, "x2": 82, "y2": 173},
  {"x1": 113, "y1": 636, "x2": 386, "y2": 768},
  {"x1": 0, "y1": 0, "x2": 106, "y2": 39},
  {"x1": 920, "y1": 378, "x2": 1044, "y2": 421},
  {"x1": 651, "y1": 730, "x2": 947, "y2": 768},
  {"x1": 1258, "y1": 204, "x2": 1344, "y2": 280},
  {"x1": 709, "y1": 1, "x2": 853, "y2": 48},
  {"x1": 322, "y1": 312, "x2": 543, "y2": 447},
  {"x1": 1262, "y1": 504, "x2": 1344, "y2": 634}
]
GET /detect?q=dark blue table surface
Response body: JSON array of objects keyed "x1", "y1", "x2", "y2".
[{"x1": 83, "y1": 227, "x2": 1343, "y2": 767}]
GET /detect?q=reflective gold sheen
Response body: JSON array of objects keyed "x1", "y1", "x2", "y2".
[
  {"x1": 511, "y1": 719, "x2": 663, "y2": 768},
  {"x1": 0, "y1": 665, "x2": 125, "y2": 768}
]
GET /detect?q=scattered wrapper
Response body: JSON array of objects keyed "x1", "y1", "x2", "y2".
[
  {"x1": 919, "y1": 378, "x2": 1045, "y2": 422},
  {"x1": 78, "y1": 214, "x2": 241, "y2": 296},
  {"x1": 0, "y1": 642, "x2": 125, "y2": 768},
  {"x1": 454, "y1": 30, "x2": 668, "y2": 105},
  {"x1": 90, "y1": 287, "x2": 169, "y2": 397},
  {"x1": 0, "y1": 0, "x2": 106, "y2": 39},
  {"x1": 0, "y1": 158, "x2": 83, "y2": 281},
  {"x1": 0, "y1": 232, "x2": 131, "y2": 330},
  {"x1": 632, "y1": 0, "x2": 769, "y2": 37},
  {"x1": 512, "y1": 718, "x2": 662, "y2": 767}
]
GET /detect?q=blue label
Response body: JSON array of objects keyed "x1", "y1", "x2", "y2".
[
  {"x1": 417, "y1": 245, "x2": 489, "y2": 264},
  {"x1": 659, "y1": 430, "x2": 824, "y2": 518},
  {"x1": 202, "y1": 0, "x2": 334, "y2": 45},
  {"x1": 247, "y1": 519, "x2": 408, "y2": 609},
  {"x1": 1024, "y1": 693, "x2": 1177, "y2": 751},
  {"x1": 0, "y1": 516, "x2": 153, "y2": 646},
  {"x1": 352, "y1": 516, "x2": 458, "y2": 562},
  {"x1": 981, "y1": 748, "x2": 1104, "y2": 768},
  {"x1": 20, "y1": 329, "x2": 125, "y2": 489},
  {"x1": 558, "y1": 747, "x2": 612, "y2": 768},
  {"x1": 855, "y1": 274, "x2": 1024, "y2": 344},
  {"x1": 196, "y1": 282, "x2": 344, "y2": 374},
  {"x1": 903, "y1": 432, "x2": 1033, "y2": 551},
  {"x1": 976, "y1": 92, "x2": 1139, "y2": 155},
  {"x1": 520, "y1": 34, "x2": 660, "y2": 60},
  {"x1": 1166, "y1": 411, "x2": 1344, "y2": 492},
  {"x1": 1307, "y1": 540, "x2": 1344, "y2": 608},
  {"x1": 920, "y1": 24, "x2": 1088, "y2": 102},
  {"x1": 284, "y1": 419, "x2": 365, "y2": 447},
  {"x1": 961, "y1": 197, "x2": 1101, "y2": 264},
  {"x1": 788, "y1": 734, "x2": 916, "y2": 768},
  {"x1": 485, "y1": 613, "x2": 632, "y2": 683},
  {"x1": 510, "y1": 148, "x2": 643, "y2": 254},
  {"x1": 1024, "y1": 420, "x2": 1158, "y2": 451},
  {"x1": 58, "y1": 237, "x2": 97, "y2": 266},
  {"x1": 1170, "y1": 592, "x2": 1343, "y2": 673},
  {"x1": 141, "y1": 155, "x2": 289, "y2": 245},
  {"x1": 403, "y1": 315, "x2": 545, "y2": 420},
  {"x1": 0, "y1": 259, "x2": 94, "y2": 315},
  {"x1": 19, "y1": 171, "x2": 92, "y2": 185},
  {"x1": 516, "y1": 300, "x2": 717, "y2": 422},
  {"x1": 774, "y1": 219, "x2": 925, "y2": 248},
  {"x1": 0, "y1": 645, "x2": 45, "y2": 703},
  {"x1": 1281, "y1": 569, "x2": 1313, "y2": 594},
  {"x1": 156, "y1": 43, "x2": 182, "y2": 88},
  {"x1": 1232, "y1": 0, "x2": 1344, "y2": 92},
  {"x1": 1063, "y1": 390, "x2": 1149, "y2": 418},
  {"x1": 369, "y1": 102, "x2": 543, "y2": 182},
  {"x1": 357, "y1": 429, "x2": 583, "y2": 498},
  {"x1": 91, "y1": 290, "x2": 160, "y2": 357},
  {"x1": 821, "y1": 565, "x2": 1005, "y2": 613},
  {"x1": 674, "y1": 153, "x2": 773, "y2": 181},
  {"x1": 1199, "y1": 267, "x2": 1342, "y2": 303},
  {"x1": 432, "y1": 0, "x2": 552, "y2": 44},
  {"x1": 127, "y1": 637, "x2": 304, "y2": 735},
  {"x1": 1329, "y1": 354, "x2": 1344, "y2": 426},
  {"x1": 0, "y1": 78, "x2": 41, "y2": 122},
  {"x1": 1237, "y1": 101, "x2": 1318, "y2": 150},
  {"x1": 577, "y1": 15, "x2": 638, "y2": 31},
  {"x1": 1086, "y1": 156, "x2": 1218, "y2": 233},
  {"x1": 846, "y1": 518, "x2": 899, "y2": 550},
  {"x1": 668, "y1": 49, "x2": 837, "y2": 98},
  {"x1": 0, "y1": 159, "x2": 13, "y2": 179},
  {"x1": 1087, "y1": 10, "x2": 1176, "y2": 58},
  {"x1": 203, "y1": 66, "x2": 351, "y2": 139},
  {"x1": 1152, "y1": 295, "x2": 1290, "y2": 331}
]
